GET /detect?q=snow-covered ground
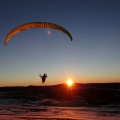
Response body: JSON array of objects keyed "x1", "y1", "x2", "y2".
[
  {"x1": 0, "y1": 99, "x2": 120, "y2": 120},
  {"x1": 0, "y1": 84, "x2": 120, "y2": 119}
]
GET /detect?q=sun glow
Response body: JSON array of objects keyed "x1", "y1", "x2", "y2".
[{"x1": 66, "y1": 79, "x2": 73, "y2": 87}]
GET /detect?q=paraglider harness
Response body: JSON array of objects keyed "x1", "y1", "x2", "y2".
[{"x1": 39, "y1": 74, "x2": 47, "y2": 83}]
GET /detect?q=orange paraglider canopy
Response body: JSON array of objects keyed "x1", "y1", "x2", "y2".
[{"x1": 4, "y1": 22, "x2": 73, "y2": 45}]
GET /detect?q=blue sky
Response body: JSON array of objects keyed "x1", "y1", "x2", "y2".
[{"x1": 0, "y1": 0, "x2": 120, "y2": 86}]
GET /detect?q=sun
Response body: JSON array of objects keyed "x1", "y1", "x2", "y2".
[{"x1": 66, "y1": 79, "x2": 73, "y2": 87}]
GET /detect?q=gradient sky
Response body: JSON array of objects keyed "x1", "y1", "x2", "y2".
[{"x1": 0, "y1": 0, "x2": 120, "y2": 86}]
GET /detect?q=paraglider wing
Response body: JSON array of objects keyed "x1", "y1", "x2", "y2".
[{"x1": 4, "y1": 22, "x2": 73, "y2": 45}]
